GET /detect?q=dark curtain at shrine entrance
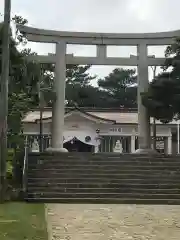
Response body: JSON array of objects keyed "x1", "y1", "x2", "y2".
[{"x1": 63, "y1": 139, "x2": 93, "y2": 152}]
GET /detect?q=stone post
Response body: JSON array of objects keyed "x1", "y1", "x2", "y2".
[
  {"x1": 94, "y1": 145, "x2": 99, "y2": 153},
  {"x1": 136, "y1": 43, "x2": 151, "y2": 153},
  {"x1": 131, "y1": 135, "x2": 136, "y2": 153},
  {"x1": 48, "y1": 41, "x2": 67, "y2": 152},
  {"x1": 167, "y1": 135, "x2": 172, "y2": 155}
]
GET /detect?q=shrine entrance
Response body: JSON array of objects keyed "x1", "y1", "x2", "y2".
[{"x1": 63, "y1": 138, "x2": 93, "y2": 152}]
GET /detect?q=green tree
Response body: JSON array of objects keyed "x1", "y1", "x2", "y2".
[
  {"x1": 98, "y1": 68, "x2": 137, "y2": 108},
  {"x1": 142, "y1": 38, "x2": 180, "y2": 123},
  {"x1": 66, "y1": 64, "x2": 95, "y2": 86},
  {"x1": 66, "y1": 84, "x2": 111, "y2": 107},
  {"x1": 64, "y1": 65, "x2": 97, "y2": 107},
  {"x1": 2, "y1": 16, "x2": 99, "y2": 118},
  {"x1": 141, "y1": 73, "x2": 176, "y2": 123},
  {"x1": 40, "y1": 64, "x2": 98, "y2": 107},
  {"x1": 1, "y1": 15, "x2": 102, "y2": 185},
  {"x1": 1, "y1": 16, "x2": 46, "y2": 149}
]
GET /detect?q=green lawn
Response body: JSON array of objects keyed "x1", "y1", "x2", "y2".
[{"x1": 0, "y1": 203, "x2": 48, "y2": 240}]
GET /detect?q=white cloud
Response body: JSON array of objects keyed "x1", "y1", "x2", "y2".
[{"x1": 128, "y1": 0, "x2": 153, "y2": 21}]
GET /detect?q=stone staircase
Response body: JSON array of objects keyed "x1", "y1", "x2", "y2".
[{"x1": 25, "y1": 152, "x2": 180, "y2": 204}]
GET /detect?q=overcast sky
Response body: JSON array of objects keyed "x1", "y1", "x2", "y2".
[{"x1": 0, "y1": 0, "x2": 179, "y2": 84}]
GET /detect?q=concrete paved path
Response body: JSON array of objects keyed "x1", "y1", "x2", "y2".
[{"x1": 45, "y1": 204, "x2": 180, "y2": 240}]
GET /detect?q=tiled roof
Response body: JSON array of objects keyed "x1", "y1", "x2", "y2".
[
  {"x1": 88, "y1": 112, "x2": 137, "y2": 124},
  {"x1": 23, "y1": 109, "x2": 177, "y2": 125},
  {"x1": 23, "y1": 111, "x2": 52, "y2": 123}
]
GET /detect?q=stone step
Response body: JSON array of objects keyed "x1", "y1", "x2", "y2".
[
  {"x1": 26, "y1": 153, "x2": 180, "y2": 204},
  {"x1": 27, "y1": 192, "x2": 180, "y2": 199},
  {"x1": 27, "y1": 182, "x2": 180, "y2": 189},
  {"x1": 28, "y1": 167, "x2": 180, "y2": 173},
  {"x1": 28, "y1": 172, "x2": 180, "y2": 179},
  {"x1": 29, "y1": 161, "x2": 180, "y2": 166},
  {"x1": 24, "y1": 197, "x2": 180, "y2": 204},
  {"x1": 29, "y1": 159, "x2": 180, "y2": 164},
  {"x1": 28, "y1": 168, "x2": 180, "y2": 174},
  {"x1": 28, "y1": 153, "x2": 180, "y2": 159},
  {"x1": 28, "y1": 166, "x2": 180, "y2": 172},
  {"x1": 28, "y1": 164, "x2": 180, "y2": 172},
  {"x1": 27, "y1": 187, "x2": 180, "y2": 194},
  {"x1": 27, "y1": 173, "x2": 180, "y2": 179},
  {"x1": 28, "y1": 152, "x2": 180, "y2": 160},
  {"x1": 27, "y1": 177, "x2": 180, "y2": 184},
  {"x1": 28, "y1": 165, "x2": 180, "y2": 172}
]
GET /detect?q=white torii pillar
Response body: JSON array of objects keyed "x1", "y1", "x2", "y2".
[
  {"x1": 136, "y1": 43, "x2": 152, "y2": 153},
  {"x1": 47, "y1": 41, "x2": 68, "y2": 152}
]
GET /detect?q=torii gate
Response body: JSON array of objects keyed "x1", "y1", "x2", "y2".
[{"x1": 17, "y1": 25, "x2": 180, "y2": 153}]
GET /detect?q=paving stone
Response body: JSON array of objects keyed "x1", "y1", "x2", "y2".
[{"x1": 45, "y1": 204, "x2": 180, "y2": 240}]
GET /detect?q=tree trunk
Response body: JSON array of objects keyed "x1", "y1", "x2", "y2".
[{"x1": 0, "y1": 0, "x2": 11, "y2": 203}]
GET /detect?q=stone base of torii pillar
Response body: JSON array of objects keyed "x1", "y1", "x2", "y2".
[
  {"x1": 46, "y1": 147, "x2": 68, "y2": 153},
  {"x1": 135, "y1": 148, "x2": 159, "y2": 155}
]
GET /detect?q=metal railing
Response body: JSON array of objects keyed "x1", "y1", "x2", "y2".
[
  {"x1": 22, "y1": 136, "x2": 29, "y2": 193},
  {"x1": 27, "y1": 134, "x2": 51, "y2": 152},
  {"x1": 22, "y1": 134, "x2": 51, "y2": 192}
]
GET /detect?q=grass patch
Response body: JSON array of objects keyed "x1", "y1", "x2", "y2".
[{"x1": 0, "y1": 203, "x2": 48, "y2": 240}]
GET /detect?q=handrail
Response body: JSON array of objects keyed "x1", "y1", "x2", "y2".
[{"x1": 22, "y1": 136, "x2": 29, "y2": 193}]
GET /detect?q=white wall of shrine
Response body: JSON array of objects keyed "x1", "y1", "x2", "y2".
[
  {"x1": 23, "y1": 122, "x2": 172, "y2": 138},
  {"x1": 23, "y1": 112, "x2": 174, "y2": 154},
  {"x1": 100, "y1": 124, "x2": 171, "y2": 137}
]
